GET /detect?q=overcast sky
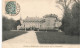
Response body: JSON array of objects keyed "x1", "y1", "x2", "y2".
[{"x1": 3, "y1": 0, "x2": 63, "y2": 20}]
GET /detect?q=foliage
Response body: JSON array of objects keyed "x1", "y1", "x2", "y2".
[
  {"x1": 57, "y1": 0, "x2": 72, "y2": 34},
  {"x1": 14, "y1": 20, "x2": 21, "y2": 29},
  {"x1": 3, "y1": 16, "x2": 15, "y2": 31},
  {"x1": 57, "y1": 0, "x2": 80, "y2": 35},
  {"x1": 43, "y1": 14, "x2": 58, "y2": 18},
  {"x1": 59, "y1": 8, "x2": 72, "y2": 35},
  {"x1": 70, "y1": 2, "x2": 80, "y2": 35},
  {"x1": 2, "y1": 16, "x2": 21, "y2": 31}
]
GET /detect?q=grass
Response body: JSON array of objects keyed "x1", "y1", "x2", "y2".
[
  {"x1": 36, "y1": 31, "x2": 80, "y2": 44},
  {"x1": 2, "y1": 31, "x2": 27, "y2": 41}
]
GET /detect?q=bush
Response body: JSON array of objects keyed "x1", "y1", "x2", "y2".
[
  {"x1": 3, "y1": 16, "x2": 16, "y2": 31},
  {"x1": 71, "y1": 2, "x2": 80, "y2": 35},
  {"x1": 60, "y1": 2, "x2": 80, "y2": 35},
  {"x1": 59, "y1": 7, "x2": 72, "y2": 34}
]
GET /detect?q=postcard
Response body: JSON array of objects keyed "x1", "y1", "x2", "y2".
[{"x1": 2, "y1": 0, "x2": 80, "y2": 48}]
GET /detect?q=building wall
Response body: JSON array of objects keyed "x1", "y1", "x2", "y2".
[
  {"x1": 17, "y1": 17, "x2": 61, "y2": 30},
  {"x1": 40, "y1": 18, "x2": 56, "y2": 30},
  {"x1": 24, "y1": 22, "x2": 40, "y2": 28}
]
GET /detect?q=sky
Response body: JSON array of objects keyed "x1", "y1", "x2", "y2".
[{"x1": 3, "y1": 0, "x2": 63, "y2": 20}]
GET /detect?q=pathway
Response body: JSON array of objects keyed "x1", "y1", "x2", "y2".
[{"x1": 2, "y1": 30, "x2": 39, "y2": 48}]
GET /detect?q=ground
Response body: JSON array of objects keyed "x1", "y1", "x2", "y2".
[
  {"x1": 36, "y1": 31, "x2": 80, "y2": 44},
  {"x1": 3, "y1": 31, "x2": 80, "y2": 44},
  {"x1": 2, "y1": 30, "x2": 80, "y2": 48},
  {"x1": 2, "y1": 30, "x2": 39, "y2": 48},
  {"x1": 2, "y1": 31, "x2": 27, "y2": 41},
  {"x1": 3, "y1": 30, "x2": 80, "y2": 44}
]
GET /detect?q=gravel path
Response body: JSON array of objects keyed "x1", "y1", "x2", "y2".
[{"x1": 2, "y1": 30, "x2": 39, "y2": 48}]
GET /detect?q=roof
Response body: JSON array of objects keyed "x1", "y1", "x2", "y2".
[
  {"x1": 43, "y1": 14, "x2": 58, "y2": 18},
  {"x1": 23, "y1": 17, "x2": 43, "y2": 22},
  {"x1": 56, "y1": 18, "x2": 61, "y2": 22}
]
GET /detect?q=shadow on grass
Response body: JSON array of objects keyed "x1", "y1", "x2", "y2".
[
  {"x1": 2, "y1": 31, "x2": 27, "y2": 41},
  {"x1": 36, "y1": 31, "x2": 80, "y2": 44}
]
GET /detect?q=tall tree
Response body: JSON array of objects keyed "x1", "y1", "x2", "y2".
[
  {"x1": 71, "y1": 2, "x2": 80, "y2": 35},
  {"x1": 14, "y1": 20, "x2": 21, "y2": 30},
  {"x1": 74, "y1": 0, "x2": 80, "y2": 3},
  {"x1": 2, "y1": 16, "x2": 16, "y2": 31},
  {"x1": 57, "y1": 0, "x2": 72, "y2": 33},
  {"x1": 57, "y1": 0, "x2": 80, "y2": 35}
]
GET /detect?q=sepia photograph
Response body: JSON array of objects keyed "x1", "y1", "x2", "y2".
[{"x1": 2, "y1": 0, "x2": 80, "y2": 48}]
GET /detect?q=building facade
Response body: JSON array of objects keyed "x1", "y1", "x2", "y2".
[{"x1": 17, "y1": 14, "x2": 61, "y2": 30}]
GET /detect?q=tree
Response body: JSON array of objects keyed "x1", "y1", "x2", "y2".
[
  {"x1": 57, "y1": 0, "x2": 80, "y2": 35},
  {"x1": 71, "y1": 2, "x2": 80, "y2": 35},
  {"x1": 14, "y1": 20, "x2": 21, "y2": 29},
  {"x1": 43, "y1": 14, "x2": 58, "y2": 18},
  {"x1": 2, "y1": 16, "x2": 16, "y2": 31},
  {"x1": 57, "y1": 0, "x2": 72, "y2": 34},
  {"x1": 56, "y1": 0, "x2": 73, "y2": 11},
  {"x1": 74, "y1": 0, "x2": 80, "y2": 3},
  {"x1": 3, "y1": 16, "x2": 9, "y2": 30}
]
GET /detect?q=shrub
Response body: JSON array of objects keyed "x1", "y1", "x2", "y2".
[{"x1": 60, "y1": 2, "x2": 80, "y2": 35}]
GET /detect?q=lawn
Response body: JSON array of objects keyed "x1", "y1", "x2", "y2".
[
  {"x1": 2, "y1": 31, "x2": 27, "y2": 41},
  {"x1": 36, "y1": 31, "x2": 80, "y2": 44}
]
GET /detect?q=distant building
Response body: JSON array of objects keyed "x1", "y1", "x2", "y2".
[{"x1": 17, "y1": 14, "x2": 61, "y2": 30}]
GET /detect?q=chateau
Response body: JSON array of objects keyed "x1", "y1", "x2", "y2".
[{"x1": 17, "y1": 14, "x2": 61, "y2": 31}]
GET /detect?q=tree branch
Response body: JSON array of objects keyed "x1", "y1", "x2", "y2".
[{"x1": 67, "y1": 0, "x2": 72, "y2": 7}]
